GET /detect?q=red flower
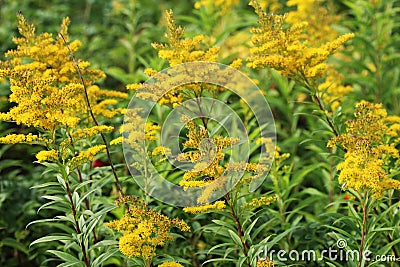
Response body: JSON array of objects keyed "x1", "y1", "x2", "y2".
[{"x1": 93, "y1": 159, "x2": 106, "y2": 168}]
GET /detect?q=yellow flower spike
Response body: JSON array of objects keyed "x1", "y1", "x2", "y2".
[
  {"x1": 179, "y1": 180, "x2": 212, "y2": 190},
  {"x1": 194, "y1": 0, "x2": 239, "y2": 14},
  {"x1": 256, "y1": 257, "x2": 275, "y2": 267},
  {"x1": 110, "y1": 137, "x2": 123, "y2": 146},
  {"x1": 229, "y1": 59, "x2": 243, "y2": 69},
  {"x1": 71, "y1": 125, "x2": 114, "y2": 140},
  {"x1": 183, "y1": 200, "x2": 226, "y2": 214},
  {"x1": 107, "y1": 196, "x2": 190, "y2": 260},
  {"x1": 152, "y1": 146, "x2": 172, "y2": 156},
  {"x1": 247, "y1": 1, "x2": 354, "y2": 79},
  {"x1": 68, "y1": 145, "x2": 106, "y2": 169},
  {"x1": 158, "y1": 262, "x2": 184, "y2": 267},
  {"x1": 328, "y1": 101, "x2": 400, "y2": 198},
  {"x1": 243, "y1": 195, "x2": 277, "y2": 210},
  {"x1": 0, "y1": 14, "x2": 126, "y2": 130},
  {"x1": 0, "y1": 133, "x2": 50, "y2": 145},
  {"x1": 127, "y1": 10, "x2": 236, "y2": 108},
  {"x1": 126, "y1": 83, "x2": 142, "y2": 91},
  {"x1": 36, "y1": 149, "x2": 59, "y2": 163},
  {"x1": 285, "y1": 0, "x2": 341, "y2": 46},
  {"x1": 144, "y1": 68, "x2": 158, "y2": 77}
]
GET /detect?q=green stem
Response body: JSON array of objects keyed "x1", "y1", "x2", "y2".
[
  {"x1": 225, "y1": 194, "x2": 251, "y2": 267},
  {"x1": 358, "y1": 190, "x2": 369, "y2": 267},
  {"x1": 371, "y1": 4, "x2": 382, "y2": 103},
  {"x1": 65, "y1": 179, "x2": 90, "y2": 267},
  {"x1": 312, "y1": 93, "x2": 339, "y2": 137},
  {"x1": 66, "y1": 126, "x2": 98, "y2": 243},
  {"x1": 59, "y1": 34, "x2": 125, "y2": 200},
  {"x1": 329, "y1": 148, "x2": 334, "y2": 204},
  {"x1": 299, "y1": 74, "x2": 339, "y2": 137}
]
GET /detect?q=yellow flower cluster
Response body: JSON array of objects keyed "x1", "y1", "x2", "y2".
[
  {"x1": 318, "y1": 67, "x2": 354, "y2": 111},
  {"x1": 183, "y1": 200, "x2": 226, "y2": 214},
  {"x1": 286, "y1": 0, "x2": 341, "y2": 46},
  {"x1": 256, "y1": 137, "x2": 276, "y2": 163},
  {"x1": 258, "y1": 0, "x2": 282, "y2": 12},
  {"x1": 127, "y1": 10, "x2": 243, "y2": 108},
  {"x1": 247, "y1": 0, "x2": 354, "y2": 79},
  {"x1": 107, "y1": 196, "x2": 190, "y2": 260},
  {"x1": 68, "y1": 145, "x2": 106, "y2": 169},
  {"x1": 71, "y1": 125, "x2": 114, "y2": 140},
  {"x1": 110, "y1": 136, "x2": 123, "y2": 145},
  {"x1": 273, "y1": 146, "x2": 290, "y2": 161},
  {"x1": 152, "y1": 10, "x2": 219, "y2": 66},
  {"x1": 36, "y1": 149, "x2": 59, "y2": 163},
  {"x1": 256, "y1": 257, "x2": 275, "y2": 267},
  {"x1": 243, "y1": 195, "x2": 277, "y2": 209},
  {"x1": 0, "y1": 14, "x2": 126, "y2": 130},
  {"x1": 194, "y1": 0, "x2": 238, "y2": 15},
  {"x1": 177, "y1": 117, "x2": 240, "y2": 190},
  {"x1": 158, "y1": 262, "x2": 184, "y2": 267},
  {"x1": 87, "y1": 85, "x2": 127, "y2": 118},
  {"x1": 266, "y1": 145, "x2": 291, "y2": 188},
  {"x1": 0, "y1": 133, "x2": 50, "y2": 145},
  {"x1": 152, "y1": 146, "x2": 172, "y2": 156},
  {"x1": 122, "y1": 108, "x2": 161, "y2": 151},
  {"x1": 328, "y1": 101, "x2": 400, "y2": 198}
]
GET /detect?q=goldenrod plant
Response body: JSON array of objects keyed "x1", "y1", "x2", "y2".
[{"x1": 0, "y1": 0, "x2": 400, "y2": 267}]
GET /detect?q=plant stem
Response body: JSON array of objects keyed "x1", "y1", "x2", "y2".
[
  {"x1": 76, "y1": 168, "x2": 98, "y2": 243},
  {"x1": 225, "y1": 194, "x2": 251, "y2": 267},
  {"x1": 59, "y1": 34, "x2": 125, "y2": 199},
  {"x1": 300, "y1": 75, "x2": 339, "y2": 137},
  {"x1": 66, "y1": 127, "x2": 98, "y2": 243},
  {"x1": 371, "y1": 3, "x2": 382, "y2": 103},
  {"x1": 312, "y1": 93, "x2": 339, "y2": 137},
  {"x1": 329, "y1": 148, "x2": 334, "y2": 204},
  {"x1": 358, "y1": 190, "x2": 369, "y2": 267},
  {"x1": 65, "y1": 180, "x2": 90, "y2": 267}
]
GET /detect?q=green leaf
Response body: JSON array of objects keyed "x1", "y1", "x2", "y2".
[
  {"x1": 375, "y1": 237, "x2": 400, "y2": 256},
  {"x1": 202, "y1": 258, "x2": 236, "y2": 265},
  {"x1": 228, "y1": 229, "x2": 243, "y2": 247},
  {"x1": 207, "y1": 242, "x2": 235, "y2": 255},
  {"x1": 211, "y1": 219, "x2": 236, "y2": 231},
  {"x1": 244, "y1": 217, "x2": 259, "y2": 241},
  {"x1": 30, "y1": 182, "x2": 60, "y2": 189},
  {"x1": 47, "y1": 250, "x2": 82, "y2": 264},
  {"x1": 1, "y1": 238, "x2": 29, "y2": 255},
  {"x1": 31, "y1": 235, "x2": 72, "y2": 246},
  {"x1": 89, "y1": 240, "x2": 118, "y2": 251},
  {"x1": 91, "y1": 248, "x2": 120, "y2": 267}
]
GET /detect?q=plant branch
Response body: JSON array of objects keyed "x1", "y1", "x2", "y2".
[
  {"x1": 312, "y1": 93, "x2": 339, "y2": 137},
  {"x1": 358, "y1": 190, "x2": 369, "y2": 267},
  {"x1": 66, "y1": 126, "x2": 98, "y2": 243},
  {"x1": 65, "y1": 180, "x2": 90, "y2": 267},
  {"x1": 59, "y1": 33, "x2": 125, "y2": 199},
  {"x1": 225, "y1": 194, "x2": 251, "y2": 267},
  {"x1": 299, "y1": 74, "x2": 339, "y2": 137}
]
